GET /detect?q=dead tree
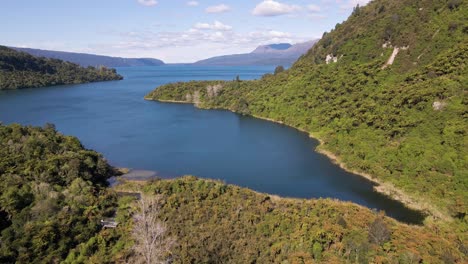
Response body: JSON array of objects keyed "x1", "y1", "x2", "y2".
[{"x1": 132, "y1": 195, "x2": 176, "y2": 264}]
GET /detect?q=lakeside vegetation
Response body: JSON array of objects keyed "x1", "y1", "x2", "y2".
[
  {"x1": 115, "y1": 177, "x2": 466, "y2": 263},
  {"x1": 0, "y1": 124, "x2": 465, "y2": 262},
  {"x1": 0, "y1": 46, "x2": 123, "y2": 90},
  {"x1": 145, "y1": 0, "x2": 467, "y2": 222},
  {"x1": 0, "y1": 124, "x2": 122, "y2": 262}
]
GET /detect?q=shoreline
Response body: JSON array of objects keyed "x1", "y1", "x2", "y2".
[
  {"x1": 250, "y1": 114, "x2": 448, "y2": 221},
  {"x1": 147, "y1": 97, "x2": 448, "y2": 221},
  {"x1": 144, "y1": 97, "x2": 193, "y2": 104}
]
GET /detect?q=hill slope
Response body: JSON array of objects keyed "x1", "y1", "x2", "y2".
[
  {"x1": 1, "y1": 124, "x2": 465, "y2": 263},
  {"x1": 0, "y1": 124, "x2": 119, "y2": 262},
  {"x1": 0, "y1": 46, "x2": 123, "y2": 90},
  {"x1": 110, "y1": 176, "x2": 465, "y2": 263},
  {"x1": 12, "y1": 47, "x2": 165, "y2": 67},
  {"x1": 194, "y1": 40, "x2": 318, "y2": 66},
  {"x1": 146, "y1": 0, "x2": 468, "y2": 221}
]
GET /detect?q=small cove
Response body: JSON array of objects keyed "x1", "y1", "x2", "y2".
[{"x1": 0, "y1": 65, "x2": 425, "y2": 224}]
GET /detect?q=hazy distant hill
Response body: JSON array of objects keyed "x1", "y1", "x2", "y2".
[
  {"x1": 11, "y1": 47, "x2": 165, "y2": 67},
  {"x1": 194, "y1": 40, "x2": 318, "y2": 66}
]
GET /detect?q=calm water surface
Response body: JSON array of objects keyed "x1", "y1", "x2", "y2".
[{"x1": 0, "y1": 65, "x2": 424, "y2": 224}]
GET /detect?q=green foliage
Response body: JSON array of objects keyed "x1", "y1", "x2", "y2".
[
  {"x1": 145, "y1": 0, "x2": 468, "y2": 222},
  {"x1": 274, "y1": 65, "x2": 285, "y2": 75},
  {"x1": 135, "y1": 177, "x2": 465, "y2": 263},
  {"x1": 0, "y1": 123, "x2": 120, "y2": 263},
  {"x1": 0, "y1": 46, "x2": 123, "y2": 90}
]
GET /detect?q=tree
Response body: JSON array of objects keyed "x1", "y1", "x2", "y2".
[
  {"x1": 368, "y1": 216, "x2": 391, "y2": 246},
  {"x1": 274, "y1": 65, "x2": 285, "y2": 75},
  {"x1": 352, "y1": 4, "x2": 361, "y2": 16},
  {"x1": 132, "y1": 195, "x2": 176, "y2": 264}
]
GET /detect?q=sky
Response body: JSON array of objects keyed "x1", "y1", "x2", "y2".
[{"x1": 1, "y1": 0, "x2": 371, "y2": 63}]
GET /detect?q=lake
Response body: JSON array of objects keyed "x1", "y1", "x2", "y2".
[{"x1": 0, "y1": 65, "x2": 424, "y2": 224}]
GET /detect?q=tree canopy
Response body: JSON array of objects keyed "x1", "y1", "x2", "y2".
[{"x1": 0, "y1": 46, "x2": 123, "y2": 90}]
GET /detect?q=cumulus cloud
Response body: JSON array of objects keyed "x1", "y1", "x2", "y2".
[
  {"x1": 186, "y1": 1, "x2": 199, "y2": 6},
  {"x1": 252, "y1": 0, "x2": 300, "y2": 17},
  {"x1": 307, "y1": 4, "x2": 321, "y2": 13},
  {"x1": 137, "y1": 0, "x2": 158, "y2": 7},
  {"x1": 193, "y1": 21, "x2": 232, "y2": 31},
  {"x1": 90, "y1": 25, "x2": 306, "y2": 62},
  {"x1": 205, "y1": 4, "x2": 231, "y2": 13}
]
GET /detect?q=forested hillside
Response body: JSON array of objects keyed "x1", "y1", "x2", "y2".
[
  {"x1": 0, "y1": 46, "x2": 123, "y2": 90},
  {"x1": 115, "y1": 176, "x2": 466, "y2": 263},
  {"x1": 145, "y1": 0, "x2": 467, "y2": 222},
  {"x1": 1, "y1": 124, "x2": 465, "y2": 263},
  {"x1": 0, "y1": 124, "x2": 121, "y2": 262}
]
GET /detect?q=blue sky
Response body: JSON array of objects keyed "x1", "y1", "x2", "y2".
[{"x1": 1, "y1": 0, "x2": 370, "y2": 63}]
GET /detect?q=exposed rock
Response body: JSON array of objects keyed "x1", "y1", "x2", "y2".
[
  {"x1": 185, "y1": 93, "x2": 193, "y2": 102},
  {"x1": 432, "y1": 101, "x2": 447, "y2": 111},
  {"x1": 382, "y1": 46, "x2": 409, "y2": 69},
  {"x1": 326, "y1": 54, "x2": 338, "y2": 64},
  {"x1": 206, "y1": 84, "x2": 223, "y2": 98},
  {"x1": 382, "y1": 41, "x2": 392, "y2": 48},
  {"x1": 193, "y1": 91, "x2": 201, "y2": 106}
]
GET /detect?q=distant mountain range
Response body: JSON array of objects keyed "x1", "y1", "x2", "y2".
[
  {"x1": 194, "y1": 40, "x2": 318, "y2": 66},
  {"x1": 10, "y1": 47, "x2": 165, "y2": 67}
]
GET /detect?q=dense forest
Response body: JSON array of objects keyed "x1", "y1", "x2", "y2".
[
  {"x1": 0, "y1": 46, "x2": 123, "y2": 90},
  {"x1": 0, "y1": 123, "x2": 123, "y2": 262},
  {"x1": 146, "y1": 0, "x2": 467, "y2": 224}
]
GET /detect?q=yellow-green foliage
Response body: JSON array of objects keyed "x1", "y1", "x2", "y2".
[
  {"x1": 145, "y1": 0, "x2": 468, "y2": 221},
  {"x1": 139, "y1": 177, "x2": 465, "y2": 263}
]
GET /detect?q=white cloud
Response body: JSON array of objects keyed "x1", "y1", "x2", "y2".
[
  {"x1": 137, "y1": 0, "x2": 158, "y2": 7},
  {"x1": 193, "y1": 21, "x2": 232, "y2": 31},
  {"x1": 186, "y1": 1, "x2": 199, "y2": 6},
  {"x1": 90, "y1": 26, "x2": 307, "y2": 63},
  {"x1": 205, "y1": 4, "x2": 231, "y2": 13},
  {"x1": 340, "y1": 0, "x2": 371, "y2": 10},
  {"x1": 252, "y1": 0, "x2": 300, "y2": 17},
  {"x1": 307, "y1": 4, "x2": 321, "y2": 13},
  {"x1": 351, "y1": 0, "x2": 371, "y2": 6}
]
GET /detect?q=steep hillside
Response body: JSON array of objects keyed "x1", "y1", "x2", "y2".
[
  {"x1": 145, "y1": 0, "x2": 467, "y2": 221},
  {"x1": 12, "y1": 47, "x2": 165, "y2": 67},
  {"x1": 0, "y1": 46, "x2": 123, "y2": 90},
  {"x1": 194, "y1": 40, "x2": 318, "y2": 66}
]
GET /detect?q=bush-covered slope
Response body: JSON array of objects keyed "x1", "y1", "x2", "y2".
[
  {"x1": 145, "y1": 0, "x2": 467, "y2": 220},
  {"x1": 0, "y1": 124, "x2": 465, "y2": 262},
  {"x1": 0, "y1": 123, "x2": 119, "y2": 263},
  {"x1": 120, "y1": 176, "x2": 466, "y2": 263},
  {"x1": 0, "y1": 46, "x2": 123, "y2": 90}
]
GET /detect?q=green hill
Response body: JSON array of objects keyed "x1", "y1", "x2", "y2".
[
  {"x1": 1, "y1": 124, "x2": 465, "y2": 263},
  {"x1": 145, "y1": 0, "x2": 467, "y2": 222},
  {"x1": 0, "y1": 46, "x2": 123, "y2": 90},
  {"x1": 0, "y1": 123, "x2": 119, "y2": 262},
  {"x1": 109, "y1": 176, "x2": 465, "y2": 263}
]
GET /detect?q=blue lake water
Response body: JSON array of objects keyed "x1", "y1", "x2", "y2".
[{"x1": 0, "y1": 65, "x2": 424, "y2": 224}]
